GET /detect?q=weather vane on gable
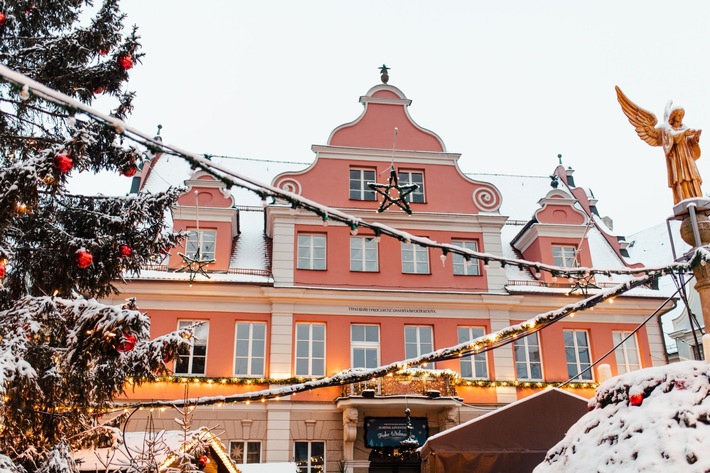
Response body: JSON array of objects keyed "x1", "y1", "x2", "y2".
[{"x1": 379, "y1": 64, "x2": 390, "y2": 84}]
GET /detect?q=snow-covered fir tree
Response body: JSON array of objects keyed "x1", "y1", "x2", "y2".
[{"x1": 0, "y1": 1, "x2": 187, "y2": 470}]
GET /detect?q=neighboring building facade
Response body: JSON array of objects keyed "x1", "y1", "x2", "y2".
[{"x1": 112, "y1": 79, "x2": 673, "y2": 473}]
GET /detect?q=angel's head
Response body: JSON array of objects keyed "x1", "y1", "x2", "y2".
[
  {"x1": 664, "y1": 100, "x2": 685, "y2": 127},
  {"x1": 669, "y1": 107, "x2": 685, "y2": 127}
]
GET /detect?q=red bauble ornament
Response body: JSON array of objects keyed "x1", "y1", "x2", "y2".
[
  {"x1": 117, "y1": 55, "x2": 133, "y2": 71},
  {"x1": 0, "y1": 12, "x2": 7, "y2": 27},
  {"x1": 54, "y1": 154, "x2": 74, "y2": 173},
  {"x1": 122, "y1": 163, "x2": 138, "y2": 177},
  {"x1": 93, "y1": 86, "x2": 106, "y2": 95},
  {"x1": 74, "y1": 249, "x2": 93, "y2": 269},
  {"x1": 119, "y1": 244, "x2": 133, "y2": 257},
  {"x1": 98, "y1": 48, "x2": 109, "y2": 56},
  {"x1": 629, "y1": 393, "x2": 644, "y2": 406},
  {"x1": 116, "y1": 331, "x2": 137, "y2": 353},
  {"x1": 0, "y1": 261, "x2": 6, "y2": 278},
  {"x1": 197, "y1": 455, "x2": 209, "y2": 468}
]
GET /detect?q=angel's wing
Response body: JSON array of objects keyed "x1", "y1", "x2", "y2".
[{"x1": 615, "y1": 86, "x2": 661, "y2": 147}]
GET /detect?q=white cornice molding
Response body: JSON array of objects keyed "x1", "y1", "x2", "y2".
[
  {"x1": 513, "y1": 223, "x2": 590, "y2": 253},
  {"x1": 311, "y1": 145, "x2": 460, "y2": 164}
]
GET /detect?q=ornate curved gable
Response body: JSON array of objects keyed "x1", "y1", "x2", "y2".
[{"x1": 328, "y1": 84, "x2": 445, "y2": 152}]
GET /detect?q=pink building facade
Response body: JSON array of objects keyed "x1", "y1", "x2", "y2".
[{"x1": 112, "y1": 79, "x2": 671, "y2": 473}]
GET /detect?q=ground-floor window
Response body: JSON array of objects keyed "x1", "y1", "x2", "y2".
[
  {"x1": 294, "y1": 441, "x2": 325, "y2": 473},
  {"x1": 229, "y1": 440, "x2": 261, "y2": 464}
]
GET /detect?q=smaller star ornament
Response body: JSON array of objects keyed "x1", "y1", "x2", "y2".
[
  {"x1": 368, "y1": 165, "x2": 418, "y2": 214},
  {"x1": 176, "y1": 248, "x2": 215, "y2": 284}
]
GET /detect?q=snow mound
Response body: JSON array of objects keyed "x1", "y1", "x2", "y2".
[{"x1": 535, "y1": 361, "x2": 710, "y2": 473}]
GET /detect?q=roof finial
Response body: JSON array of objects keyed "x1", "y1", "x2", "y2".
[
  {"x1": 557, "y1": 153, "x2": 563, "y2": 165},
  {"x1": 379, "y1": 64, "x2": 390, "y2": 84},
  {"x1": 155, "y1": 124, "x2": 163, "y2": 141}
]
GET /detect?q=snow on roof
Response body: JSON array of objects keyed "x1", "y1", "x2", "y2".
[
  {"x1": 467, "y1": 172, "x2": 553, "y2": 222},
  {"x1": 238, "y1": 463, "x2": 299, "y2": 473},
  {"x1": 535, "y1": 361, "x2": 710, "y2": 472},
  {"x1": 74, "y1": 429, "x2": 238, "y2": 472},
  {"x1": 231, "y1": 208, "x2": 269, "y2": 271}
]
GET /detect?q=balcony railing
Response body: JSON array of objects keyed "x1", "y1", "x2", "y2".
[{"x1": 342, "y1": 371, "x2": 458, "y2": 397}]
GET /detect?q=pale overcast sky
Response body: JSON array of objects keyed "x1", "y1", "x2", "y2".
[{"x1": 74, "y1": 0, "x2": 710, "y2": 237}]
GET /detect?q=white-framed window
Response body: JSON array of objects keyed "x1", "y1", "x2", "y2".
[
  {"x1": 401, "y1": 242, "x2": 429, "y2": 274},
  {"x1": 175, "y1": 320, "x2": 209, "y2": 376},
  {"x1": 552, "y1": 245, "x2": 578, "y2": 268},
  {"x1": 350, "y1": 236, "x2": 379, "y2": 272},
  {"x1": 398, "y1": 170, "x2": 425, "y2": 203},
  {"x1": 234, "y1": 322, "x2": 266, "y2": 377},
  {"x1": 294, "y1": 441, "x2": 325, "y2": 473},
  {"x1": 564, "y1": 330, "x2": 593, "y2": 380},
  {"x1": 186, "y1": 229, "x2": 216, "y2": 261},
  {"x1": 514, "y1": 332, "x2": 543, "y2": 380},
  {"x1": 229, "y1": 441, "x2": 261, "y2": 464},
  {"x1": 351, "y1": 324, "x2": 380, "y2": 369},
  {"x1": 295, "y1": 323, "x2": 325, "y2": 377},
  {"x1": 457, "y1": 327, "x2": 488, "y2": 379},
  {"x1": 613, "y1": 331, "x2": 641, "y2": 374},
  {"x1": 349, "y1": 168, "x2": 377, "y2": 201},
  {"x1": 297, "y1": 234, "x2": 326, "y2": 270},
  {"x1": 405, "y1": 325, "x2": 434, "y2": 369},
  {"x1": 451, "y1": 240, "x2": 481, "y2": 276}
]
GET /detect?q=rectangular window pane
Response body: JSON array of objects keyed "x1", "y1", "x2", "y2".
[
  {"x1": 404, "y1": 326, "x2": 434, "y2": 369},
  {"x1": 614, "y1": 331, "x2": 641, "y2": 374},
  {"x1": 452, "y1": 240, "x2": 481, "y2": 276},
  {"x1": 564, "y1": 330, "x2": 592, "y2": 381},
  {"x1": 350, "y1": 168, "x2": 376, "y2": 201},
  {"x1": 552, "y1": 245, "x2": 578, "y2": 268},
  {"x1": 296, "y1": 323, "x2": 326, "y2": 377},
  {"x1": 298, "y1": 234, "x2": 326, "y2": 270},
  {"x1": 458, "y1": 327, "x2": 488, "y2": 378},
  {"x1": 398, "y1": 171, "x2": 425, "y2": 203},
  {"x1": 175, "y1": 320, "x2": 208, "y2": 375},
  {"x1": 230, "y1": 441, "x2": 262, "y2": 464},
  {"x1": 186, "y1": 230, "x2": 216, "y2": 261},
  {"x1": 351, "y1": 236, "x2": 378, "y2": 272},
  {"x1": 234, "y1": 322, "x2": 266, "y2": 376},
  {"x1": 351, "y1": 324, "x2": 380, "y2": 369},
  {"x1": 401, "y1": 242, "x2": 429, "y2": 274},
  {"x1": 514, "y1": 333, "x2": 543, "y2": 380},
  {"x1": 295, "y1": 441, "x2": 325, "y2": 473}
]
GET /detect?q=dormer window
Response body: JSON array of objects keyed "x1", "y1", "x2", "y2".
[
  {"x1": 186, "y1": 229, "x2": 216, "y2": 261},
  {"x1": 349, "y1": 168, "x2": 377, "y2": 201},
  {"x1": 398, "y1": 170, "x2": 425, "y2": 203},
  {"x1": 552, "y1": 245, "x2": 578, "y2": 268}
]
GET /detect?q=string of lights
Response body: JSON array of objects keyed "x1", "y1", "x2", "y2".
[
  {"x1": 2, "y1": 64, "x2": 707, "y2": 411},
  {"x1": 0, "y1": 63, "x2": 694, "y2": 283},
  {"x1": 105, "y1": 270, "x2": 674, "y2": 410}
]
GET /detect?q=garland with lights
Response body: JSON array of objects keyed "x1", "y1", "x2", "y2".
[
  {"x1": 1, "y1": 64, "x2": 706, "y2": 413},
  {"x1": 105, "y1": 266, "x2": 692, "y2": 411},
  {"x1": 0, "y1": 63, "x2": 693, "y2": 285}
]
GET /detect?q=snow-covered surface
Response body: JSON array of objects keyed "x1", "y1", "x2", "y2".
[
  {"x1": 535, "y1": 361, "x2": 710, "y2": 472},
  {"x1": 74, "y1": 430, "x2": 189, "y2": 470},
  {"x1": 467, "y1": 172, "x2": 553, "y2": 222},
  {"x1": 230, "y1": 208, "x2": 269, "y2": 270},
  {"x1": 238, "y1": 462, "x2": 299, "y2": 472}
]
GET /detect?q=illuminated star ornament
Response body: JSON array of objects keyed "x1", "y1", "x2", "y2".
[
  {"x1": 176, "y1": 249, "x2": 215, "y2": 284},
  {"x1": 369, "y1": 165, "x2": 418, "y2": 214},
  {"x1": 567, "y1": 273, "x2": 600, "y2": 296}
]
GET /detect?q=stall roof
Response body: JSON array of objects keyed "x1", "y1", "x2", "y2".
[{"x1": 419, "y1": 388, "x2": 588, "y2": 473}]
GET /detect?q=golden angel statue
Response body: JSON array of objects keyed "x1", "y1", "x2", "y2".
[{"x1": 616, "y1": 86, "x2": 703, "y2": 204}]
